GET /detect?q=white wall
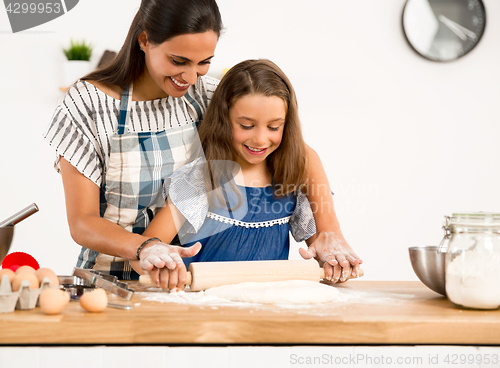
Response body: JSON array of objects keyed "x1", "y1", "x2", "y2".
[{"x1": 1, "y1": 0, "x2": 499, "y2": 280}]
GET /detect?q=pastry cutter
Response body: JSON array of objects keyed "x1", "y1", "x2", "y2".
[{"x1": 65, "y1": 268, "x2": 135, "y2": 309}]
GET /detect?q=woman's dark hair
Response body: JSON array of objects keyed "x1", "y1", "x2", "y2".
[{"x1": 82, "y1": 0, "x2": 222, "y2": 87}]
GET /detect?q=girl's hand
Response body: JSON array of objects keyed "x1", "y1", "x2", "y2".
[
  {"x1": 299, "y1": 232, "x2": 362, "y2": 283},
  {"x1": 139, "y1": 241, "x2": 201, "y2": 290}
]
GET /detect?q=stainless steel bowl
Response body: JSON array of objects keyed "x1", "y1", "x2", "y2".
[
  {"x1": 0, "y1": 226, "x2": 14, "y2": 265},
  {"x1": 409, "y1": 246, "x2": 446, "y2": 296}
]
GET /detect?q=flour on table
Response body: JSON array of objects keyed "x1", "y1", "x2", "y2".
[
  {"x1": 205, "y1": 280, "x2": 346, "y2": 304},
  {"x1": 140, "y1": 280, "x2": 346, "y2": 306}
]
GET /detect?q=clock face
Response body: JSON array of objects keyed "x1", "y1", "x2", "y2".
[{"x1": 402, "y1": 0, "x2": 486, "y2": 62}]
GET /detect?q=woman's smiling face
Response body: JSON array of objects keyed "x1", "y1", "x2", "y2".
[{"x1": 139, "y1": 31, "x2": 218, "y2": 98}]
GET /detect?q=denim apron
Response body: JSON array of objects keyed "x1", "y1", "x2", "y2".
[{"x1": 76, "y1": 84, "x2": 202, "y2": 279}]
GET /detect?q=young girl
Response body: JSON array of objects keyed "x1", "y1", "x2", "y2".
[{"x1": 133, "y1": 59, "x2": 327, "y2": 289}]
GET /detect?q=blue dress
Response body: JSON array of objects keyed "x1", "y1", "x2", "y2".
[{"x1": 164, "y1": 159, "x2": 317, "y2": 268}]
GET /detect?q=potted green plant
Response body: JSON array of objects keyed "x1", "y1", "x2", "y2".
[{"x1": 62, "y1": 39, "x2": 93, "y2": 87}]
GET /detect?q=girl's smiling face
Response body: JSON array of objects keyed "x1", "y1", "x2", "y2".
[
  {"x1": 229, "y1": 94, "x2": 287, "y2": 169},
  {"x1": 139, "y1": 31, "x2": 218, "y2": 99}
]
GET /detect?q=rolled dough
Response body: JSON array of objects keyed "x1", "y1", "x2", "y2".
[{"x1": 204, "y1": 280, "x2": 345, "y2": 304}]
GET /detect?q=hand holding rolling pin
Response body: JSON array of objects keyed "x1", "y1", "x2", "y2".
[
  {"x1": 299, "y1": 232, "x2": 362, "y2": 283},
  {"x1": 138, "y1": 241, "x2": 202, "y2": 290}
]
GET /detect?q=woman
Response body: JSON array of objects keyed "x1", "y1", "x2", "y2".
[{"x1": 43, "y1": 0, "x2": 361, "y2": 286}]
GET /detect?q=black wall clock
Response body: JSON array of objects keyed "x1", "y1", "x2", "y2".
[{"x1": 402, "y1": 0, "x2": 486, "y2": 62}]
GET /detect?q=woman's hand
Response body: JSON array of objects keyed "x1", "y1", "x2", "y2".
[
  {"x1": 139, "y1": 241, "x2": 202, "y2": 290},
  {"x1": 299, "y1": 232, "x2": 362, "y2": 283}
]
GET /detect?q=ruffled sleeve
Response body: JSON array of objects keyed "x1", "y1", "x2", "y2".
[
  {"x1": 289, "y1": 190, "x2": 317, "y2": 242},
  {"x1": 163, "y1": 158, "x2": 208, "y2": 234},
  {"x1": 42, "y1": 82, "x2": 106, "y2": 186}
]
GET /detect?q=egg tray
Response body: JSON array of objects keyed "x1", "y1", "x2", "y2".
[
  {"x1": 0, "y1": 269, "x2": 135, "y2": 313},
  {"x1": 0, "y1": 274, "x2": 53, "y2": 313}
]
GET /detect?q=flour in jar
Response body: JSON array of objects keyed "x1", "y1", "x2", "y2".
[{"x1": 446, "y1": 248, "x2": 500, "y2": 309}]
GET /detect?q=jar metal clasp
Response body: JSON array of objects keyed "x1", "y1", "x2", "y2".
[{"x1": 438, "y1": 216, "x2": 451, "y2": 253}]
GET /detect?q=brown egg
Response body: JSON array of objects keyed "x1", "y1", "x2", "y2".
[
  {"x1": 0, "y1": 268, "x2": 15, "y2": 283},
  {"x1": 12, "y1": 272, "x2": 39, "y2": 291},
  {"x1": 39, "y1": 288, "x2": 70, "y2": 315},
  {"x1": 15, "y1": 265, "x2": 36, "y2": 275},
  {"x1": 80, "y1": 288, "x2": 108, "y2": 312},
  {"x1": 35, "y1": 268, "x2": 59, "y2": 287}
]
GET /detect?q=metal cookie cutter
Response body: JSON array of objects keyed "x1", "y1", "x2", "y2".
[
  {"x1": 72, "y1": 268, "x2": 135, "y2": 301},
  {"x1": 58, "y1": 275, "x2": 95, "y2": 300}
]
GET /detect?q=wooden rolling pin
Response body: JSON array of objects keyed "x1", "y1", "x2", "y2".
[{"x1": 139, "y1": 260, "x2": 364, "y2": 291}]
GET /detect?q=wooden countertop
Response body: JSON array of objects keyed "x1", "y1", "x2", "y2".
[{"x1": 1, "y1": 281, "x2": 499, "y2": 345}]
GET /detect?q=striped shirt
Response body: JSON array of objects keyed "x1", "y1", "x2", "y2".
[{"x1": 43, "y1": 76, "x2": 219, "y2": 187}]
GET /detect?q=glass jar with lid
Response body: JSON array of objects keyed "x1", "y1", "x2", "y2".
[{"x1": 444, "y1": 212, "x2": 500, "y2": 310}]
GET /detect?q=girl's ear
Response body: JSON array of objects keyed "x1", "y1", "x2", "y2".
[{"x1": 138, "y1": 31, "x2": 149, "y2": 49}]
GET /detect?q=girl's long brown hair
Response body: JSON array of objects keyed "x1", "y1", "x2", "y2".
[
  {"x1": 196, "y1": 59, "x2": 308, "y2": 207},
  {"x1": 81, "y1": 0, "x2": 223, "y2": 88}
]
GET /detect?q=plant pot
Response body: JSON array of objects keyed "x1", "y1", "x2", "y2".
[{"x1": 63, "y1": 60, "x2": 91, "y2": 87}]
